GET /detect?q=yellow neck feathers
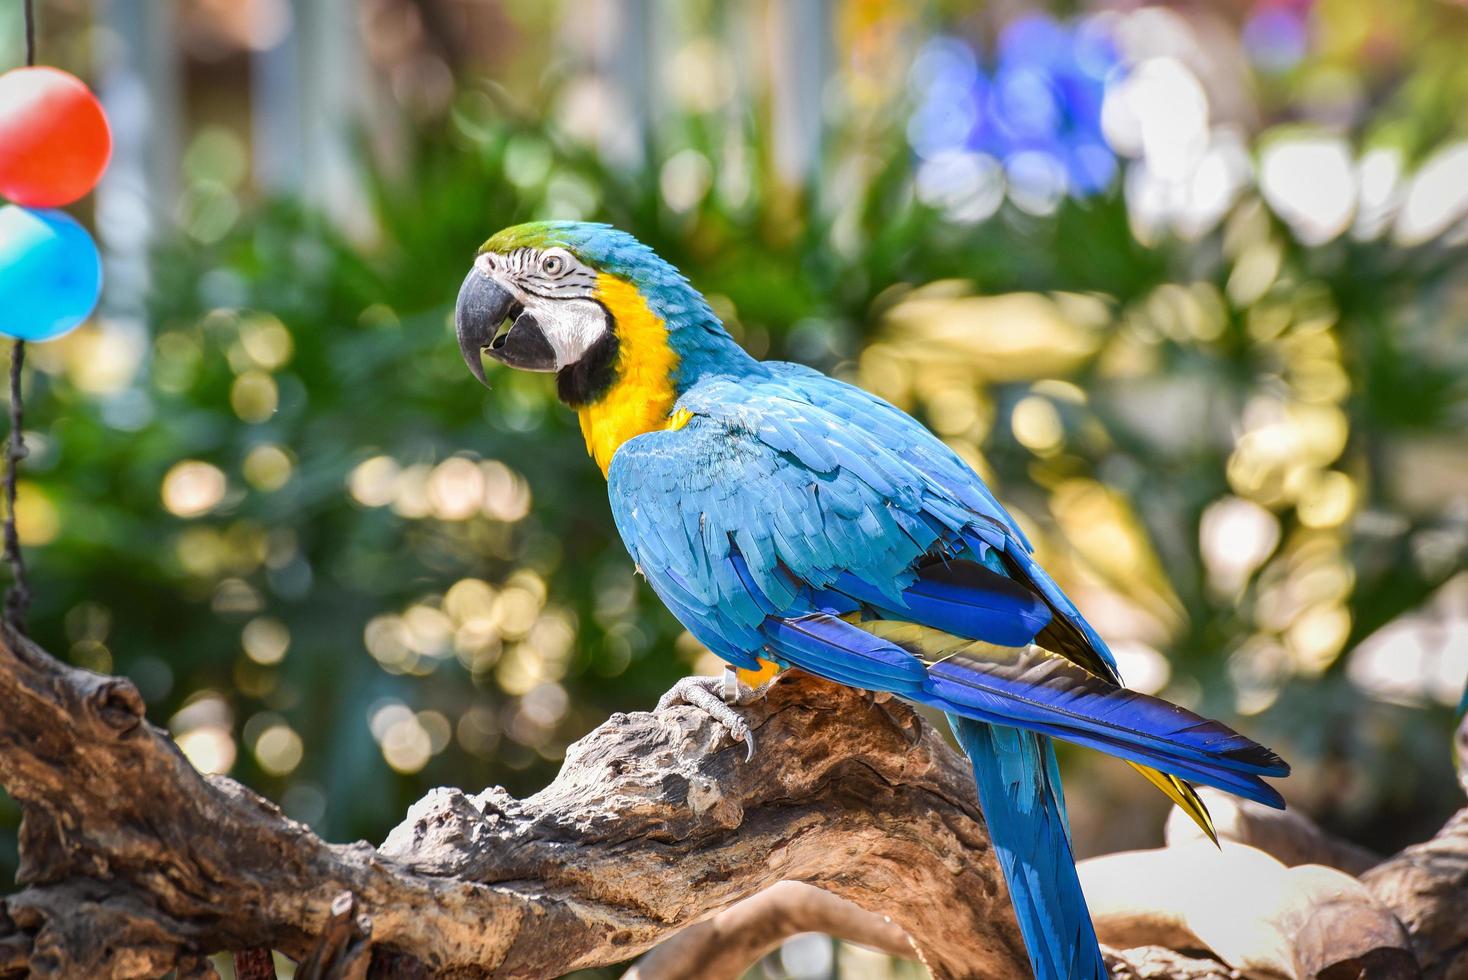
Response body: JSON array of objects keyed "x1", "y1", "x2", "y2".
[{"x1": 578, "y1": 274, "x2": 686, "y2": 476}]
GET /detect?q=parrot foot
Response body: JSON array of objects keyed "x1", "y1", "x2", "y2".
[{"x1": 657, "y1": 669, "x2": 759, "y2": 761}]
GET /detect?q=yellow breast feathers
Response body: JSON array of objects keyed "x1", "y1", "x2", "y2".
[{"x1": 578, "y1": 274, "x2": 687, "y2": 475}]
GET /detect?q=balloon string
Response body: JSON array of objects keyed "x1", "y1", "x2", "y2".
[
  {"x1": 23, "y1": 0, "x2": 34, "y2": 66},
  {"x1": 4, "y1": 342, "x2": 29, "y2": 636},
  {"x1": 5, "y1": 0, "x2": 37, "y2": 635}
]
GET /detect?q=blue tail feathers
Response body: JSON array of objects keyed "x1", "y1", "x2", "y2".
[{"x1": 949, "y1": 716, "x2": 1108, "y2": 980}]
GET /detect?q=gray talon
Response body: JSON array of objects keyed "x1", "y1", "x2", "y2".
[
  {"x1": 658, "y1": 673, "x2": 760, "y2": 761},
  {"x1": 728, "y1": 717, "x2": 755, "y2": 761}
]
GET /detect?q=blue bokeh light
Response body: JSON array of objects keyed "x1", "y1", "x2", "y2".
[
  {"x1": 1243, "y1": 4, "x2": 1311, "y2": 73},
  {"x1": 909, "y1": 14, "x2": 1125, "y2": 210}
]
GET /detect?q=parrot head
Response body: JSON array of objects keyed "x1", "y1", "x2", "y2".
[{"x1": 455, "y1": 221, "x2": 750, "y2": 472}]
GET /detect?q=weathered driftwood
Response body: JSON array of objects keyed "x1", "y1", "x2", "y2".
[
  {"x1": 1080, "y1": 841, "x2": 1417, "y2": 979},
  {"x1": 0, "y1": 626, "x2": 1024, "y2": 978},
  {"x1": 1, "y1": 623, "x2": 1465, "y2": 980},
  {"x1": 1363, "y1": 807, "x2": 1468, "y2": 978},
  {"x1": 622, "y1": 880, "x2": 916, "y2": 980}
]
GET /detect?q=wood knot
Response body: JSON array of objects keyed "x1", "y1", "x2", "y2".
[
  {"x1": 86, "y1": 678, "x2": 144, "y2": 734},
  {"x1": 687, "y1": 775, "x2": 743, "y2": 830}
]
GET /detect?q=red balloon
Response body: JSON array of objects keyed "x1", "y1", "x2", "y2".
[{"x1": 0, "y1": 67, "x2": 112, "y2": 208}]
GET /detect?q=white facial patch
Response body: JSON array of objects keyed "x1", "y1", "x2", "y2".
[
  {"x1": 519, "y1": 294, "x2": 609, "y2": 370},
  {"x1": 476, "y1": 246, "x2": 608, "y2": 370}
]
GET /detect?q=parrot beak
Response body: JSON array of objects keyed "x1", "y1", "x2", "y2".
[{"x1": 455, "y1": 268, "x2": 558, "y2": 385}]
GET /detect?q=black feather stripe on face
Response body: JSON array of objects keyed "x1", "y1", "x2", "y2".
[{"x1": 557, "y1": 329, "x2": 620, "y2": 407}]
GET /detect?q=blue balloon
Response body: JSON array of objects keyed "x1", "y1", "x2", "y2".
[{"x1": 0, "y1": 204, "x2": 102, "y2": 341}]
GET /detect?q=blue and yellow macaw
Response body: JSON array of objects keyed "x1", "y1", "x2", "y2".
[{"x1": 455, "y1": 222, "x2": 1289, "y2": 979}]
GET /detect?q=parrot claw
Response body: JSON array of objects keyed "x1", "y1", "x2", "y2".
[{"x1": 657, "y1": 672, "x2": 760, "y2": 761}]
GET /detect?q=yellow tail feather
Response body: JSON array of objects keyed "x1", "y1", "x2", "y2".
[{"x1": 1128, "y1": 762, "x2": 1218, "y2": 845}]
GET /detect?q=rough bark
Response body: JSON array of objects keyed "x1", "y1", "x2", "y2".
[
  {"x1": 1363, "y1": 807, "x2": 1468, "y2": 978},
  {"x1": 0, "y1": 628, "x2": 1023, "y2": 978},
  {"x1": 0, "y1": 624, "x2": 1464, "y2": 979}
]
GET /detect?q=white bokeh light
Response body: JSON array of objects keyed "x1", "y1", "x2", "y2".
[
  {"x1": 1394, "y1": 140, "x2": 1468, "y2": 246},
  {"x1": 1259, "y1": 134, "x2": 1356, "y2": 245}
]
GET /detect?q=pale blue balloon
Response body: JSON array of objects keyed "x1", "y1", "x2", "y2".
[{"x1": 0, "y1": 205, "x2": 103, "y2": 341}]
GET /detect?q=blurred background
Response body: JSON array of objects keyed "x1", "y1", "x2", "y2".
[{"x1": 2, "y1": 1, "x2": 1467, "y2": 976}]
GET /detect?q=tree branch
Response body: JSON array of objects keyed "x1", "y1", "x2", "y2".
[
  {"x1": 1363, "y1": 807, "x2": 1468, "y2": 976},
  {"x1": 0, "y1": 629, "x2": 1027, "y2": 978},
  {"x1": 1, "y1": 624, "x2": 1464, "y2": 979},
  {"x1": 621, "y1": 881, "x2": 915, "y2": 980}
]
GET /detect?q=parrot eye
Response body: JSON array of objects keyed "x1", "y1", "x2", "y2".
[{"x1": 541, "y1": 252, "x2": 567, "y2": 277}]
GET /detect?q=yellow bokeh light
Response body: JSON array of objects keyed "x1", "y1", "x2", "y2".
[
  {"x1": 70, "y1": 639, "x2": 113, "y2": 674},
  {"x1": 1226, "y1": 241, "x2": 1282, "y2": 308},
  {"x1": 1050, "y1": 479, "x2": 1182, "y2": 625},
  {"x1": 239, "y1": 314, "x2": 294, "y2": 370},
  {"x1": 348, "y1": 455, "x2": 399, "y2": 508},
  {"x1": 402, "y1": 604, "x2": 454, "y2": 657},
  {"x1": 242, "y1": 616, "x2": 290, "y2": 665},
  {"x1": 1199, "y1": 496, "x2": 1280, "y2": 595},
  {"x1": 858, "y1": 343, "x2": 912, "y2": 408},
  {"x1": 445, "y1": 578, "x2": 497, "y2": 624},
  {"x1": 1297, "y1": 470, "x2": 1357, "y2": 528},
  {"x1": 884, "y1": 289, "x2": 1103, "y2": 382},
  {"x1": 1011, "y1": 395, "x2": 1064, "y2": 454},
  {"x1": 456, "y1": 705, "x2": 499, "y2": 758},
  {"x1": 447, "y1": 578, "x2": 502, "y2": 671},
  {"x1": 379, "y1": 713, "x2": 432, "y2": 774},
  {"x1": 162, "y1": 460, "x2": 227, "y2": 518},
  {"x1": 364, "y1": 614, "x2": 415, "y2": 673},
  {"x1": 243, "y1": 444, "x2": 294, "y2": 491},
  {"x1": 231, "y1": 371, "x2": 279, "y2": 423},
  {"x1": 1227, "y1": 400, "x2": 1350, "y2": 506},
  {"x1": 494, "y1": 585, "x2": 545, "y2": 641},
  {"x1": 417, "y1": 710, "x2": 453, "y2": 755},
  {"x1": 59, "y1": 321, "x2": 146, "y2": 395},
  {"x1": 1286, "y1": 602, "x2": 1352, "y2": 675},
  {"x1": 176, "y1": 728, "x2": 236, "y2": 775},
  {"x1": 429, "y1": 457, "x2": 485, "y2": 521},
  {"x1": 926, "y1": 387, "x2": 982, "y2": 436},
  {"x1": 390, "y1": 464, "x2": 432, "y2": 519},
  {"x1": 14, "y1": 480, "x2": 59, "y2": 545},
  {"x1": 254, "y1": 723, "x2": 304, "y2": 776},
  {"x1": 481, "y1": 460, "x2": 532, "y2": 522},
  {"x1": 171, "y1": 692, "x2": 237, "y2": 775}
]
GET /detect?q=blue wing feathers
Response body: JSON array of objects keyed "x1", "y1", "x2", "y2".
[
  {"x1": 608, "y1": 370, "x2": 1286, "y2": 793},
  {"x1": 760, "y1": 614, "x2": 927, "y2": 691},
  {"x1": 966, "y1": 528, "x2": 1121, "y2": 678},
  {"x1": 902, "y1": 562, "x2": 1054, "y2": 646}
]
